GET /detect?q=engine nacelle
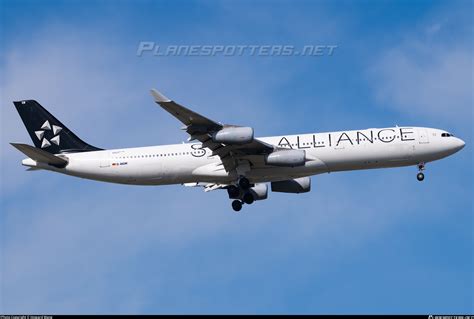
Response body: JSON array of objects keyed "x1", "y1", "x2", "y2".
[
  {"x1": 265, "y1": 149, "x2": 306, "y2": 167},
  {"x1": 249, "y1": 183, "x2": 268, "y2": 201},
  {"x1": 212, "y1": 126, "x2": 254, "y2": 144},
  {"x1": 271, "y1": 177, "x2": 311, "y2": 193}
]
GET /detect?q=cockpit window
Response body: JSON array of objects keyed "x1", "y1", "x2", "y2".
[{"x1": 441, "y1": 132, "x2": 454, "y2": 137}]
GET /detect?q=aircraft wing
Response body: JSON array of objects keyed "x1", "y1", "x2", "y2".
[
  {"x1": 150, "y1": 89, "x2": 222, "y2": 132},
  {"x1": 150, "y1": 89, "x2": 274, "y2": 163}
]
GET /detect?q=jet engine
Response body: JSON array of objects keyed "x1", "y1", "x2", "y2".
[
  {"x1": 212, "y1": 126, "x2": 254, "y2": 144},
  {"x1": 248, "y1": 183, "x2": 268, "y2": 200},
  {"x1": 271, "y1": 177, "x2": 311, "y2": 193},
  {"x1": 265, "y1": 149, "x2": 306, "y2": 167}
]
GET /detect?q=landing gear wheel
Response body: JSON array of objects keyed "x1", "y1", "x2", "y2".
[
  {"x1": 227, "y1": 185, "x2": 240, "y2": 198},
  {"x1": 232, "y1": 200, "x2": 243, "y2": 212},
  {"x1": 417, "y1": 172, "x2": 425, "y2": 181},
  {"x1": 418, "y1": 163, "x2": 425, "y2": 171},
  {"x1": 238, "y1": 177, "x2": 250, "y2": 189},
  {"x1": 242, "y1": 192, "x2": 255, "y2": 205}
]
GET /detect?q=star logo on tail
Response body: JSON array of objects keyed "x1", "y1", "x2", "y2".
[{"x1": 35, "y1": 120, "x2": 62, "y2": 148}]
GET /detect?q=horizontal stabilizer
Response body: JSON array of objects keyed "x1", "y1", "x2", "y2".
[{"x1": 11, "y1": 143, "x2": 68, "y2": 168}]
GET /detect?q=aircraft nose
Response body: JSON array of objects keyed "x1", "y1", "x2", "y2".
[{"x1": 452, "y1": 137, "x2": 465, "y2": 152}]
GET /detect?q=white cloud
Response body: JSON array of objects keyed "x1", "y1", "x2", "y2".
[
  {"x1": 0, "y1": 26, "x2": 141, "y2": 195},
  {"x1": 0, "y1": 21, "x2": 319, "y2": 313},
  {"x1": 2, "y1": 169, "x2": 445, "y2": 313},
  {"x1": 368, "y1": 20, "x2": 473, "y2": 133},
  {"x1": 426, "y1": 23, "x2": 442, "y2": 35},
  {"x1": 0, "y1": 24, "x2": 287, "y2": 196},
  {"x1": 1, "y1": 4, "x2": 471, "y2": 314}
]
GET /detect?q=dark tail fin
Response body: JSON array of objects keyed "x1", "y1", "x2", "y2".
[{"x1": 13, "y1": 100, "x2": 102, "y2": 154}]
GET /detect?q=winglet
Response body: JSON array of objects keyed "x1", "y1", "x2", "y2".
[{"x1": 150, "y1": 89, "x2": 171, "y2": 103}]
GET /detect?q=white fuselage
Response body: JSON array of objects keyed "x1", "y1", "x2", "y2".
[{"x1": 22, "y1": 126, "x2": 465, "y2": 185}]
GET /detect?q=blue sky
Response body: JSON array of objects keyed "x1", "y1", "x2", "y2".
[{"x1": 1, "y1": 0, "x2": 472, "y2": 314}]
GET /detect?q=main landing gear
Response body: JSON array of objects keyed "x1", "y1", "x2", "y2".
[
  {"x1": 417, "y1": 163, "x2": 425, "y2": 181},
  {"x1": 242, "y1": 192, "x2": 254, "y2": 205},
  {"x1": 238, "y1": 176, "x2": 250, "y2": 189},
  {"x1": 231, "y1": 196, "x2": 254, "y2": 212},
  {"x1": 232, "y1": 200, "x2": 243, "y2": 212},
  {"x1": 230, "y1": 177, "x2": 254, "y2": 212}
]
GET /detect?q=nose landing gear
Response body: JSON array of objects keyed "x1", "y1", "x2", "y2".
[{"x1": 417, "y1": 163, "x2": 425, "y2": 181}]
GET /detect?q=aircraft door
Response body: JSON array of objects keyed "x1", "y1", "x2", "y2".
[
  {"x1": 99, "y1": 152, "x2": 111, "y2": 168},
  {"x1": 418, "y1": 129, "x2": 429, "y2": 144}
]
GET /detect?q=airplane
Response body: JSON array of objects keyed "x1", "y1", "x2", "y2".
[{"x1": 11, "y1": 89, "x2": 465, "y2": 212}]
